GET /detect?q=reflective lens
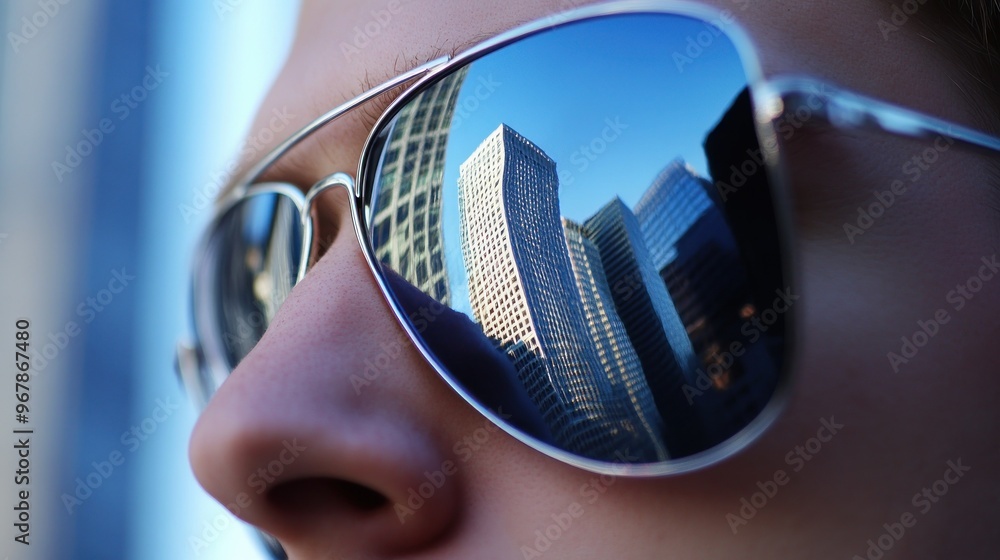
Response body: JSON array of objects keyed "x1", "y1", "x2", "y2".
[
  {"x1": 364, "y1": 13, "x2": 790, "y2": 465},
  {"x1": 197, "y1": 190, "x2": 303, "y2": 375}
]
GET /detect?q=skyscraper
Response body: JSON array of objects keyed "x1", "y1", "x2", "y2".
[
  {"x1": 633, "y1": 158, "x2": 715, "y2": 272},
  {"x1": 691, "y1": 87, "x2": 784, "y2": 443},
  {"x1": 457, "y1": 123, "x2": 666, "y2": 461},
  {"x1": 633, "y1": 158, "x2": 745, "y2": 355},
  {"x1": 633, "y1": 159, "x2": 766, "y2": 446},
  {"x1": 584, "y1": 197, "x2": 707, "y2": 456},
  {"x1": 371, "y1": 66, "x2": 469, "y2": 305},
  {"x1": 563, "y1": 218, "x2": 668, "y2": 460}
]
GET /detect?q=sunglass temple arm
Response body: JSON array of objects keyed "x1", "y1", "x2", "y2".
[{"x1": 761, "y1": 75, "x2": 1000, "y2": 155}]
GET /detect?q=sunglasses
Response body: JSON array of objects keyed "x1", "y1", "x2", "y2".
[{"x1": 177, "y1": 0, "x2": 1000, "y2": 486}]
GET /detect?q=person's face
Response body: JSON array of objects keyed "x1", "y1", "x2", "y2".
[{"x1": 189, "y1": 1, "x2": 1000, "y2": 558}]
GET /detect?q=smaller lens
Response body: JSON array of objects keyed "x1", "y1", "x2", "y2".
[{"x1": 198, "y1": 190, "x2": 303, "y2": 373}]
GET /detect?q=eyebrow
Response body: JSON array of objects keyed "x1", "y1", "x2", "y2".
[
  {"x1": 210, "y1": 26, "x2": 543, "y2": 204},
  {"x1": 338, "y1": 33, "x2": 497, "y2": 133},
  {"x1": 211, "y1": 56, "x2": 447, "y2": 204}
]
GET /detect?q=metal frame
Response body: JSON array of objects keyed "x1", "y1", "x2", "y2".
[
  {"x1": 351, "y1": 1, "x2": 783, "y2": 477},
  {"x1": 178, "y1": 0, "x2": 1000, "y2": 481}
]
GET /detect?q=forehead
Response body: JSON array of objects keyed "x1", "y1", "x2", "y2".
[{"x1": 238, "y1": 0, "x2": 945, "y2": 194}]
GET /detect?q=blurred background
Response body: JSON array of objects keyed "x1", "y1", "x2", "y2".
[{"x1": 0, "y1": 1, "x2": 300, "y2": 558}]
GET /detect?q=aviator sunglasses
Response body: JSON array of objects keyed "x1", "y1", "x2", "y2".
[{"x1": 177, "y1": 1, "x2": 1000, "y2": 489}]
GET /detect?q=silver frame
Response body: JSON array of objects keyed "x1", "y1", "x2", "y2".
[
  {"x1": 178, "y1": 0, "x2": 1000, "y2": 480},
  {"x1": 352, "y1": 1, "x2": 785, "y2": 477}
]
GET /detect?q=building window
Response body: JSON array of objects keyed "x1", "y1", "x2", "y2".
[
  {"x1": 416, "y1": 260, "x2": 428, "y2": 285},
  {"x1": 373, "y1": 218, "x2": 391, "y2": 252}
]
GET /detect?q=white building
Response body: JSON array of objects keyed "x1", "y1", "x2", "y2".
[{"x1": 457, "y1": 123, "x2": 667, "y2": 461}]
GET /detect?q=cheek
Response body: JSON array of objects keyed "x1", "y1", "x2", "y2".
[
  {"x1": 756, "y1": 168, "x2": 1000, "y2": 523},
  {"x1": 671, "y1": 119, "x2": 1000, "y2": 547}
]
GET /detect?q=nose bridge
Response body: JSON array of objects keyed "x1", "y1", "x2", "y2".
[
  {"x1": 305, "y1": 171, "x2": 356, "y2": 209},
  {"x1": 297, "y1": 172, "x2": 357, "y2": 280}
]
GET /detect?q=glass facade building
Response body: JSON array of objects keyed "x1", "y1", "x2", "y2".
[
  {"x1": 584, "y1": 198, "x2": 707, "y2": 456},
  {"x1": 633, "y1": 148, "x2": 777, "y2": 446},
  {"x1": 562, "y1": 218, "x2": 668, "y2": 460},
  {"x1": 457, "y1": 124, "x2": 667, "y2": 461},
  {"x1": 634, "y1": 159, "x2": 715, "y2": 272},
  {"x1": 371, "y1": 67, "x2": 469, "y2": 305}
]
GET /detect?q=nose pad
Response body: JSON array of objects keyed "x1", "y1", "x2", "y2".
[
  {"x1": 305, "y1": 172, "x2": 356, "y2": 205},
  {"x1": 302, "y1": 172, "x2": 357, "y2": 273}
]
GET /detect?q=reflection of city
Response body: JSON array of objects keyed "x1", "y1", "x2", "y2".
[
  {"x1": 373, "y1": 77, "x2": 782, "y2": 461},
  {"x1": 633, "y1": 157, "x2": 777, "y2": 447},
  {"x1": 371, "y1": 67, "x2": 469, "y2": 306},
  {"x1": 457, "y1": 125, "x2": 668, "y2": 461},
  {"x1": 451, "y1": 123, "x2": 780, "y2": 460}
]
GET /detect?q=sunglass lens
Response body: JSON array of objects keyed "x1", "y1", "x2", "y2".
[
  {"x1": 199, "y1": 190, "x2": 303, "y2": 375},
  {"x1": 365, "y1": 13, "x2": 790, "y2": 467}
]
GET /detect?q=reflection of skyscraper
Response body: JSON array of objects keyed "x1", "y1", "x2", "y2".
[
  {"x1": 633, "y1": 158, "x2": 765, "y2": 446},
  {"x1": 704, "y1": 88, "x2": 785, "y2": 334},
  {"x1": 458, "y1": 124, "x2": 665, "y2": 461},
  {"x1": 634, "y1": 159, "x2": 715, "y2": 272},
  {"x1": 690, "y1": 87, "x2": 784, "y2": 442},
  {"x1": 372, "y1": 67, "x2": 469, "y2": 305},
  {"x1": 584, "y1": 198, "x2": 706, "y2": 456},
  {"x1": 633, "y1": 159, "x2": 739, "y2": 346},
  {"x1": 563, "y1": 218, "x2": 667, "y2": 460}
]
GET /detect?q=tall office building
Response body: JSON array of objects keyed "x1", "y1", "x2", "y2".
[
  {"x1": 584, "y1": 198, "x2": 707, "y2": 456},
  {"x1": 457, "y1": 123, "x2": 666, "y2": 461},
  {"x1": 563, "y1": 218, "x2": 668, "y2": 460},
  {"x1": 633, "y1": 158, "x2": 745, "y2": 355},
  {"x1": 692, "y1": 87, "x2": 784, "y2": 443},
  {"x1": 370, "y1": 66, "x2": 469, "y2": 305},
  {"x1": 633, "y1": 159, "x2": 764, "y2": 446},
  {"x1": 633, "y1": 159, "x2": 715, "y2": 272}
]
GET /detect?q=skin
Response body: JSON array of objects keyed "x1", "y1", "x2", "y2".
[{"x1": 189, "y1": 1, "x2": 1000, "y2": 558}]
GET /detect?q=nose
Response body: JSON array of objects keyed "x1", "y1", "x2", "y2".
[{"x1": 188, "y1": 203, "x2": 462, "y2": 556}]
